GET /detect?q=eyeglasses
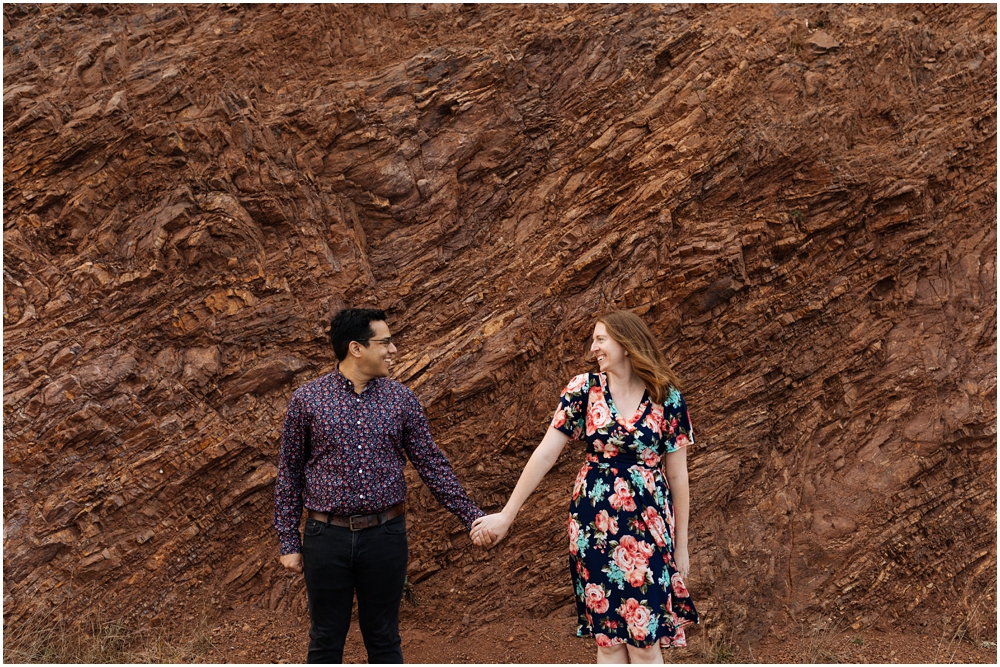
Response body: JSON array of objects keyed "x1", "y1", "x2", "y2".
[{"x1": 361, "y1": 336, "x2": 394, "y2": 347}]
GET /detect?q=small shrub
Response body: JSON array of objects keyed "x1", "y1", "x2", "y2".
[
  {"x1": 698, "y1": 630, "x2": 740, "y2": 664},
  {"x1": 803, "y1": 619, "x2": 845, "y2": 664},
  {"x1": 711, "y1": 643, "x2": 738, "y2": 663},
  {"x1": 403, "y1": 575, "x2": 418, "y2": 606},
  {"x1": 4, "y1": 607, "x2": 215, "y2": 664},
  {"x1": 786, "y1": 26, "x2": 811, "y2": 55}
]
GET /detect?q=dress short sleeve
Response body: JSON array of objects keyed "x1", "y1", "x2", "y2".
[
  {"x1": 664, "y1": 387, "x2": 694, "y2": 453},
  {"x1": 550, "y1": 373, "x2": 590, "y2": 440}
]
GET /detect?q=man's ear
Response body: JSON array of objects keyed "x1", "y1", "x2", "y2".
[{"x1": 348, "y1": 340, "x2": 364, "y2": 358}]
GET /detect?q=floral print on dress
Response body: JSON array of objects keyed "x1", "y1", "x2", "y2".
[{"x1": 551, "y1": 372, "x2": 699, "y2": 648}]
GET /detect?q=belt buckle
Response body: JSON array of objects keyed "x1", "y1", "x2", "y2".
[{"x1": 348, "y1": 514, "x2": 365, "y2": 531}]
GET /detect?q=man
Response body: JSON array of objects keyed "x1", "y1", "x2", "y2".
[{"x1": 274, "y1": 308, "x2": 485, "y2": 663}]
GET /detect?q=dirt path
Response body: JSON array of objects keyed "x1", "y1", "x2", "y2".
[{"x1": 206, "y1": 600, "x2": 996, "y2": 664}]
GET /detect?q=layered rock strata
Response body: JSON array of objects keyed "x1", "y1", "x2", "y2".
[{"x1": 4, "y1": 3, "x2": 996, "y2": 643}]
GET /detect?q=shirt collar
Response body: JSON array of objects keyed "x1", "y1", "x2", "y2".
[{"x1": 331, "y1": 365, "x2": 378, "y2": 394}]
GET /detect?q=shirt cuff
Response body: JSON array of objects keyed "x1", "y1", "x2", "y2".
[
  {"x1": 278, "y1": 531, "x2": 302, "y2": 555},
  {"x1": 461, "y1": 507, "x2": 486, "y2": 531}
]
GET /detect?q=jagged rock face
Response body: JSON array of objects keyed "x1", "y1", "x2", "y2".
[{"x1": 3, "y1": 3, "x2": 996, "y2": 642}]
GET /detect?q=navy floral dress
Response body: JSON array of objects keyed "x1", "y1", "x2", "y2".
[{"x1": 551, "y1": 372, "x2": 699, "y2": 648}]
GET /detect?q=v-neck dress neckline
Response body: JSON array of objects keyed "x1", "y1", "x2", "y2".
[{"x1": 598, "y1": 372, "x2": 650, "y2": 433}]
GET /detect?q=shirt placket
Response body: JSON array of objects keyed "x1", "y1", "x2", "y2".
[{"x1": 352, "y1": 386, "x2": 367, "y2": 503}]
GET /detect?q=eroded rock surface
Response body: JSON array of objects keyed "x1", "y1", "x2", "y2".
[{"x1": 4, "y1": 4, "x2": 996, "y2": 644}]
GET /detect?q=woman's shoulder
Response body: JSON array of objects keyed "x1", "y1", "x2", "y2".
[
  {"x1": 663, "y1": 385, "x2": 686, "y2": 409},
  {"x1": 562, "y1": 371, "x2": 596, "y2": 394}
]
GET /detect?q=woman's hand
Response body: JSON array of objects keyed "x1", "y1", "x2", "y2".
[
  {"x1": 471, "y1": 513, "x2": 512, "y2": 548},
  {"x1": 673, "y1": 544, "x2": 690, "y2": 579}
]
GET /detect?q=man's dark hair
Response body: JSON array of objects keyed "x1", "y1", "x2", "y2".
[{"x1": 329, "y1": 308, "x2": 387, "y2": 361}]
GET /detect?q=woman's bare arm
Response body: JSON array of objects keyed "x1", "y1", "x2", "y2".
[
  {"x1": 471, "y1": 426, "x2": 571, "y2": 547},
  {"x1": 664, "y1": 446, "x2": 691, "y2": 578}
]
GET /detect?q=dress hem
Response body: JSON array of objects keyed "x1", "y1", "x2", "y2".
[{"x1": 576, "y1": 617, "x2": 699, "y2": 649}]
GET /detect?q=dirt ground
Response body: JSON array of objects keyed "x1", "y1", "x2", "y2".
[{"x1": 204, "y1": 598, "x2": 997, "y2": 664}]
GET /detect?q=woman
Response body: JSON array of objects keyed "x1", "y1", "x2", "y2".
[{"x1": 471, "y1": 310, "x2": 699, "y2": 664}]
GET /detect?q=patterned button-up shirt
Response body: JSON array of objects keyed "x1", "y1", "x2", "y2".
[{"x1": 274, "y1": 367, "x2": 484, "y2": 554}]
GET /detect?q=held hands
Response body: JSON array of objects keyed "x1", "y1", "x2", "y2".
[
  {"x1": 279, "y1": 552, "x2": 303, "y2": 574},
  {"x1": 470, "y1": 513, "x2": 512, "y2": 548}
]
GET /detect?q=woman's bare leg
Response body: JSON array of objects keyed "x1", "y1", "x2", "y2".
[
  {"x1": 625, "y1": 643, "x2": 664, "y2": 664},
  {"x1": 596, "y1": 644, "x2": 629, "y2": 664}
]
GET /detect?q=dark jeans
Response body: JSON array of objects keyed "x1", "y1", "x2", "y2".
[{"x1": 302, "y1": 514, "x2": 408, "y2": 664}]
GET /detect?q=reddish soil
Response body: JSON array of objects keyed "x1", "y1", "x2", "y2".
[{"x1": 204, "y1": 597, "x2": 997, "y2": 664}]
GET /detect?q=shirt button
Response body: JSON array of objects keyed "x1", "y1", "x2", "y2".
[
  {"x1": 356, "y1": 420, "x2": 360, "y2": 425},
  {"x1": 357, "y1": 445, "x2": 362, "y2": 449},
  {"x1": 358, "y1": 469, "x2": 363, "y2": 474},
  {"x1": 360, "y1": 494, "x2": 365, "y2": 499}
]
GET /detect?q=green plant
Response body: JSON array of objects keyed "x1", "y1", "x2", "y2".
[
  {"x1": 402, "y1": 575, "x2": 418, "y2": 606},
  {"x1": 711, "y1": 643, "x2": 738, "y2": 663},
  {"x1": 850, "y1": 634, "x2": 864, "y2": 646},
  {"x1": 698, "y1": 629, "x2": 741, "y2": 664}
]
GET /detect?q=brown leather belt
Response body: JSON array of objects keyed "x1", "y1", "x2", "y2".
[{"x1": 308, "y1": 503, "x2": 405, "y2": 532}]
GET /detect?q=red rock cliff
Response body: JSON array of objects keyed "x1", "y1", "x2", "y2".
[{"x1": 3, "y1": 3, "x2": 996, "y2": 643}]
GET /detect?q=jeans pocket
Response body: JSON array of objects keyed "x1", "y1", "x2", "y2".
[
  {"x1": 304, "y1": 518, "x2": 323, "y2": 537},
  {"x1": 382, "y1": 515, "x2": 406, "y2": 536}
]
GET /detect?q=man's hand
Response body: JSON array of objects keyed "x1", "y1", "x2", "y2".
[
  {"x1": 471, "y1": 513, "x2": 511, "y2": 548},
  {"x1": 280, "y1": 553, "x2": 303, "y2": 574}
]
